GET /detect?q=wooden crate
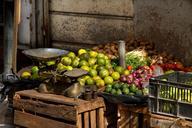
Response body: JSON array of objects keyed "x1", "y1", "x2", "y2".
[
  {"x1": 150, "y1": 114, "x2": 192, "y2": 128},
  {"x1": 13, "y1": 90, "x2": 106, "y2": 128},
  {"x1": 117, "y1": 104, "x2": 150, "y2": 128}
]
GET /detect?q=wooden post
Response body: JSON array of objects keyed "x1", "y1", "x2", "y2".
[
  {"x1": 4, "y1": 0, "x2": 14, "y2": 75},
  {"x1": 118, "y1": 40, "x2": 126, "y2": 69},
  {"x1": 12, "y1": 0, "x2": 21, "y2": 72}
]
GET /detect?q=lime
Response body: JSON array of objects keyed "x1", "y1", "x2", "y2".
[
  {"x1": 123, "y1": 69, "x2": 130, "y2": 75},
  {"x1": 97, "y1": 58, "x2": 106, "y2": 66},
  {"x1": 66, "y1": 66, "x2": 73, "y2": 70},
  {"x1": 89, "y1": 69, "x2": 97, "y2": 77},
  {"x1": 105, "y1": 64, "x2": 112, "y2": 69},
  {"x1": 89, "y1": 51, "x2": 98, "y2": 58},
  {"x1": 92, "y1": 64, "x2": 98, "y2": 70},
  {"x1": 31, "y1": 73, "x2": 39, "y2": 80},
  {"x1": 111, "y1": 89, "x2": 117, "y2": 95},
  {"x1": 104, "y1": 55, "x2": 109, "y2": 60},
  {"x1": 105, "y1": 87, "x2": 112, "y2": 93},
  {"x1": 67, "y1": 52, "x2": 76, "y2": 59},
  {"x1": 122, "y1": 83, "x2": 128, "y2": 89},
  {"x1": 104, "y1": 76, "x2": 114, "y2": 84},
  {"x1": 31, "y1": 66, "x2": 39, "y2": 73},
  {"x1": 79, "y1": 53, "x2": 90, "y2": 61},
  {"x1": 113, "y1": 83, "x2": 120, "y2": 89},
  {"x1": 107, "y1": 84, "x2": 113, "y2": 88},
  {"x1": 86, "y1": 78, "x2": 95, "y2": 85},
  {"x1": 71, "y1": 59, "x2": 79, "y2": 68},
  {"x1": 99, "y1": 69, "x2": 109, "y2": 78},
  {"x1": 115, "y1": 66, "x2": 124, "y2": 75},
  {"x1": 117, "y1": 89, "x2": 122, "y2": 95},
  {"x1": 57, "y1": 63, "x2": 67, "y2": 71},
  {"x1": 78, "y1": 78, "x2": 86, "y2": 86},
  {"x1": 78, "y1": 49, "x2": 87, "y2": 56},
  {"x1": 96, "y1": 66, "x2": 105, "y2": 72},
  {"x1": 21, "y1": 72, "x2": 31, "y2": 79},
  {"x1": 61, "y1": 56, "x2": 72, "y2": 66},
  {"x1": 129, "y1": 84, "x2": 138, "y2": 93},
  {"x1": 97, "y1": 53, "x2": 105, "y2": 58},
  {"x1": 46, "y1": 60, "x2": 56, "y2": 66},
  {"x1": 96, "y1": 79, "x2": 105, "y2": 87},
  {"x1": 111, "y1": 72, "x2": 120, "y2": 80},
  {"x1": 88, "y1": 58, "x2": 96, "y2": 66},
  {"x1": 93, "y1": 76, "x2": 101, "y2": 81},
  {"x1": 135, "y1": 90, "x2": 143, "y2": 96},
  {"x1": 79, "y1": 60, "x2": 89, "y2": 67},
  {"x1": 83, "y1": 75, "x2": 91, "y2": 80},
  {"x1": 122, "y1": 88, "x2": 129, "y2": 95},
  {"x1": 81, "y1": 66, "x2": 90, "y2": 72},
  {"x1": 105, "y1": 59, "x2": 111, "y2": 65}
]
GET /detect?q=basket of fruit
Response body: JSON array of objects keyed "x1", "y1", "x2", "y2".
[{"x1": 149, "y1": 71, "x2": 192, "y2": 120}]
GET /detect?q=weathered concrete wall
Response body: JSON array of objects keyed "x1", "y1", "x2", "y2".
[
  {"x1": 134, "y1": 0, "x2": 192, "y2": 65},
  {"x1": 49, "y1": 0, "x2": 134, "y2": 51}
]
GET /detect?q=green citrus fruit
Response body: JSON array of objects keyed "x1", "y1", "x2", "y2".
[
  {"x1": 105, "y1": 64, "x2": 112, "y2": 69},
  {"x1": 97, "y1": 53, "x2": 105, "y2": 58},
  {"x1": 79, "y1": 60, "x2": 89, "y2": 67},
  {"x1": 89, "y1": 69, "x2": 97, "y2": 77},
  {"x1": 71, "y1": 59, "x2": 79, "y2": 67},
  {"x1": 92, "y1": 64, "x2": 98, "y2": 70},
  {"x1": 111, "y1": 89, "x2": 117, "y2": 95},
  {"x1": 79, "y1": 53, "x2": 90, "y2": 61},
  {"x1": 67, "y1": 52, "x2": 76, "y2": 59},
  {"x1": 99, "y1": 69, "x2": 109, "y2": 78},
  {"x1": 96, "y1": 79, "x2": 105, "y2": 87},
  {"x1": 88, "y1": 58, "x2": 96, "y2": 66},
  {"x1": 78, "y1": 78, "x2": 86, "y2": 86},
  {"x1": 111, "y1": 72, "x2": 120, "y2": 80},
  {"x1": 89, "y1": 51, "x2": 98, "y2": 58},
  {"x1": 97, "y1": 58, "x2": 106, "y2": 66},
  {"x1": 66, "y1": 66, "x2": 73, "y2": 70},
  {"x1": 81, "y1": 66, "x2": 90, "y2": 72},
  {"x1": 115, "y1": 66, "x2": 124, "y2": 75},
  {"x1": 31, "y1": 66, "x2": 39, "y2": 73},
  {"x1": 93, "y1": 76, "x2": 101, "y2": 81},
  {"x1": 61, "y1": 56, "x2": 72, "y2": 66},
  {"x1": 46, "y1": 60, "x2": 56, "y2": 66},
  {"x1": 123, "y1": 69, "x2": 130, "y2": 75},
  {"x1": 78, "y1": 49, "x2": 87, "y2": 56},
  {"x1": 86, "y1": 78, "x2": 95, "y2": 85},
  {"x1": 96, "y1": 65, "x2": 105, "y2": 72},
  {"x1": 104, "y1": 76, "x2": 114, "y2": 84}
]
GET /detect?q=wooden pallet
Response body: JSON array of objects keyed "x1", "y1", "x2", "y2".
[{"x1": 13, "y1": 90, "x2": 106, "y2": 128}]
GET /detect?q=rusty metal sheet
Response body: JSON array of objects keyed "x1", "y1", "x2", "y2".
[
  {"x1": 49, "y1": 0, "x2": 134, "y2": 17},
  {"x1": 50, "y1": 14, "x2": 133, "y2": 45}
]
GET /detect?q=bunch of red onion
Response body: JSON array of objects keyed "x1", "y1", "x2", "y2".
[{"x1": 120, "y1": 66, "x2": 154, "y2": 88}]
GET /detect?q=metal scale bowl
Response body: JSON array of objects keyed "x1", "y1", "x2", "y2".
[{"x1": 22, "y1": 48, "x2": 88, "y2": 98}]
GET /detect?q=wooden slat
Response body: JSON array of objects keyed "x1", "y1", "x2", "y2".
[
  {"x1": 84, "y1": 112, "x2": 89, "y2": 128},
  {"x1": 43, "y1": 0, "x2": 50, "y2": 47},
  {"x1": 76, "y1": 97, "x2": 105, "y2": 114},
  {"x1": 50, "y1": 14, "x2": 133, "y2": 45},
  {"x1": 90, "y1": 110, "x2": 96, "y2": 128},
  {"x1": 15, "y1": 90, "x2": 87, "y2": 106},
  {"x1": 30, "y1": 0, "x2": 36, "y2": 48},
  {"x1": 77, "y1": 114, "x2": 82, "y2": 128},
  {"x1": 14, "y1": 110, "x2": 76, "y2": 128},
  {"x1": 49, "y1": 0, "x2": 133, "y2": 17},
  {"x1": 98, "y1": 108, "x2": 105, "y2": 128},
  {"x1": 13, "y1": 99, "x2": 76, "y2": 122}
]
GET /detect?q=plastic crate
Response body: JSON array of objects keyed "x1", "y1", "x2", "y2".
[{"x1": 149, "y1": 71, "x2": 192, "y2": 120}]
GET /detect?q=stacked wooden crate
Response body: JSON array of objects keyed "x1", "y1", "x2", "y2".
[{"x1": 13, "y1": 90, "x2": 106, "y2": 128}]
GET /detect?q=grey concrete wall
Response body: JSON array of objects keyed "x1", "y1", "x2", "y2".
[
  {"x1": 49, "y1": 0, "x2": 134, "y2": 51},
  {"x1": 134, "y1": 0, "x2": 192, "y2": 65}
]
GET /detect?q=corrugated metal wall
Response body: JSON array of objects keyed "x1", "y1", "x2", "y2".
[{"x1": 49, "y1": 0, "x2": 134, "y2": 51}]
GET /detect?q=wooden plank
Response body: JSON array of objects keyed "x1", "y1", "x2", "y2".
[
  {"x1": 15, "y1": 90, "x2": 87, "y2": 106},
  {"x1": 77, "y1": 114, "x2": 82, "y2": 128},
  {"x1": 50, "y1": 14, "x2": 133, "y2": 44},
  {"x1": 13, "y1": 98, "x2": 76, "y2": 122},
  {"x1": 84, "y1": 112, "x2": 89, "y2": 128},
  {"x1": 98, "y1": 108, "x2": 105, "y2": 128},
  {"x1": 30, "y1": 0, "x2": 36, "y2": 48},
  {"x1": 76, "y1": 97, "x2": 105, "y2": 114},
  {"x1": 49, "y1": 0, "x2": 134, "y2": 17},
  {"x1": 14, "y1": 110, "x2": 76, "y2": 128},
  {"x1": 90, "y1": 110, "x2": 96, "y2": 128}
]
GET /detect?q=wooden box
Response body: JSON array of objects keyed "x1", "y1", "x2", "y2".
[
  {"x1": 13, "y1": 90, "x2": 106, "y2": 128},
  {"x1": 117, "y1": 104, "x2": 150, "y2": 128}
]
